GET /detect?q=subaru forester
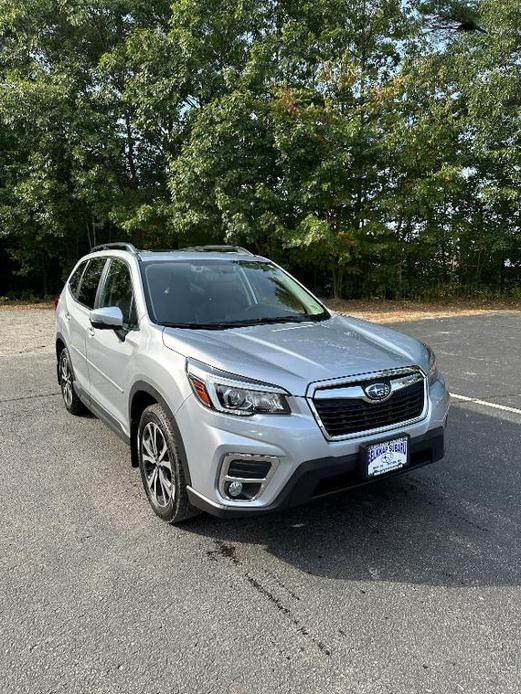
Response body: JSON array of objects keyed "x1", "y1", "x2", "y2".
[{"x1": 55, "y1": 243, "x2": 450, "y2": 523}]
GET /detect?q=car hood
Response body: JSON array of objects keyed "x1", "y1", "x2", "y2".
[{"x1": 162, "y1": 314, "x2": 428, "y2": 396}]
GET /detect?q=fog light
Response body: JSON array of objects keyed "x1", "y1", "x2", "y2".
[{"x1": 227, "y1": 480, "x2": 243, "y2": 498}]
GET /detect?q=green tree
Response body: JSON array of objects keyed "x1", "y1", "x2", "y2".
[
  {"x1": 0, "y1": 0, "x2": 518, "y2": 297},
  {"x1": 0, "y1": 0, "x2": 173, "y2": 290},
  {"x1": 168, "y1": 0, "x2": 422, "y2": 297}
]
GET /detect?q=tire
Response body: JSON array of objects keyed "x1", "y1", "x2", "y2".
[
  {"x1": 138, "y1": 403, "x2": 199, "y2": 523},
  {"x1": 58, "y1": 347, "x2": 87, "y2": 416}
]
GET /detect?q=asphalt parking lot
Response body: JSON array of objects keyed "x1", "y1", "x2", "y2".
[{"x1": 1, "y1": 309, "x2": 520, "y2": 694}]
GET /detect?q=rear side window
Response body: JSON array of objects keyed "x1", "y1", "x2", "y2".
[
  {"x1": 97, "y1": 259, "x2": 138, "y2": 329},
  {"x1": 77, "y1": 258, "x2": 107, "y2": 308},
  {"x1": 68, "y1": 261, "x2": 87, "y2": 298}
]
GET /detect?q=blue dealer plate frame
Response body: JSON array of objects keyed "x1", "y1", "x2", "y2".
[{"x1": 360, "y1": 434, "x2": 410, "y2": 479}]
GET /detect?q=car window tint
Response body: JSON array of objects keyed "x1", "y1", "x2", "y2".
[
  {"x1": 244, "y1": 263, "x2": 321, "y2": 315},
  {"x1": 143, "y1": 260, "x2": 326, "y2": 325},
  {"x1": 68, "y1": 261, "x2": 87, "y2": 298},
  {"x1": 98, "y1": 258, "x2": 137, "y2": 329},
  {"x1": 77, "y1": 258, "x2": 107, "y2": 309}
]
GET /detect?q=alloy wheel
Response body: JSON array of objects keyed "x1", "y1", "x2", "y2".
[
  {"x1": 60, "y1": 352, "x2": 73, "y2": 408},
  {"x1": 141, "y1": 422, "x2": 174, "y2": 507}
]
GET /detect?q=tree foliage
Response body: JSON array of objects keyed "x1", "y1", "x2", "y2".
[{"x1": 0, "y1": 0, "x2": 519, "y2": 297}]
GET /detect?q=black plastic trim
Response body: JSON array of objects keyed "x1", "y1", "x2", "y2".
[
  {"x1": 129, "y1": 381, "x2": 192, "y2": 485},
  {"x1": 85, "y1": 394, "x2": 130, "y2": 445}
]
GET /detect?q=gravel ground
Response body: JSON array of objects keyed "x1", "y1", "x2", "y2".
[
  {"x1": 0, "y1": 309, "x2": 55, "y2": 357},
  {"x1": 0, "y1": 309, "x2": 520, "y2": 694}
]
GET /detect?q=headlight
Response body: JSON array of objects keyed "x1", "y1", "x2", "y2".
[
  {"x1": 214, "y1": 384, "x2": 288, "y2": 414},
  {"x1": 424, "y1": 344, "x2": 439, "y2": 385},
  {"x1": 187, "y1": 363, "x2": 290, "y2": 416}
]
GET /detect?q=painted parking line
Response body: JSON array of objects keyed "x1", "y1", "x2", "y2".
[{"x1": 452, "y1": 393, "x2": 521, "y2": 416}]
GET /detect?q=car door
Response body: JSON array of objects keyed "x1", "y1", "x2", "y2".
[
  {"x1": 67, "y1": 257, "x2": 108, "y2": 395},
  {"x1": 86, "y1": 257, "x2": 141, "y2": 434}
]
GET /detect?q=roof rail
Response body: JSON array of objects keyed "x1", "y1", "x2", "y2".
[
  {"x1": 179, "y1": 245, "x2": 253, "y2": 255},
  {"x1": 90, "y1": 242, "x2": 139, "y2": 255}
]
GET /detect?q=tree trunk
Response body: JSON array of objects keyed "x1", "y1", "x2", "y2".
[
  {"x1": 332, "y1": 263, "x2": 344, "y2": 299},
  {"x1": 41, "y1": 257, "x2": 48, "y2": 297},
  {"x1": 125, "y1": 112, "x2": 137, "y2": 181},
  {"x1": 397, "y1": 262, "x2": 403, "y2": 299}
]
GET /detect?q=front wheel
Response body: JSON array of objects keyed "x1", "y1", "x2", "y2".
[{"x1": 138, "y1": 404, "x2": 199, "y2": 523}]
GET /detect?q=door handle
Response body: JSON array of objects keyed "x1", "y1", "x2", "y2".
[{"x1": 88, "y1": 328, "x2": 95, "y2": 337}]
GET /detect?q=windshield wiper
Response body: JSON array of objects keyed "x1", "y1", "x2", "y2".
[
  {"x1": 306, "y1": 312, "x2": 330, "y2": 322},
  {"x1": 234, "y1": 316, "x2": 309, "y2": 326},
  {"x1": 159, "y1": 322, "x2": 243, "y2": 330},
  {"x1": 159, "y1": 313, "x2": 330, "y2": 330},
  {"x1": 238, "y1": 313, "x2": 330, "y2": 325}
]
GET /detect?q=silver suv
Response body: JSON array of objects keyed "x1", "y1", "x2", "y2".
[{"x1": 56, "y1": 243, "x2": 450, "y2": 523}]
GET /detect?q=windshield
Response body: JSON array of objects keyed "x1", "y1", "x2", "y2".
[{"x1": 143, "y1": 259, "x2": 329, "y2": 328}]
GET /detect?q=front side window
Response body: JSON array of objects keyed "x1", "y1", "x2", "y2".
[
  {"x1": 77, "y1": 258, "x2": 107, "y2": 308},
  {"x1": 143, "y1": 259, "x2": 328, "y2": 328},
  {"x1": 97, "y1": 258, "x2": 137, "y2": 329}
]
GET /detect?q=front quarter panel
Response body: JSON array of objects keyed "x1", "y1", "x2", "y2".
[{"x1": 129, "y1": 322, "x2": 192, "y2": 423}]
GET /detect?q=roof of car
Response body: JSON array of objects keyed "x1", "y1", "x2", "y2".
[{"x1": 87, "y1": 243, "x2": 264, "y2": 263}]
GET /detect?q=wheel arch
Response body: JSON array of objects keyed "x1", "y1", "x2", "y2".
[
  {"x1": 56, "y1": 333, "x2": 66, "y2": 359},
  {"x1": 129, "y1": 381, "x2": 192, "y2": 486}
]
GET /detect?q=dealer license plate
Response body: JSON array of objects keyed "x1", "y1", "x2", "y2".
[{"x1": 363, "y1": 436, "x2": 409, "y2": 478}]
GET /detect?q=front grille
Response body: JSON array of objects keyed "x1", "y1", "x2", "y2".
[{"x1": 312, "y1": 375, "x2": 425, "y2": 438}]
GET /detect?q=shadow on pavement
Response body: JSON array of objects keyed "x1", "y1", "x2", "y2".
[{"x1": 184, "y1": 405, "x2": 521, "y2": 588}]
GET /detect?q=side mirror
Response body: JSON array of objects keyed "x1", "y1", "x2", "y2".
[{"x1": 90, "y1": 306, "x2": 124, "y2": 330}]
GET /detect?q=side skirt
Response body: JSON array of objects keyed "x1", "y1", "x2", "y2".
[{"x1": 77, "y1": 386, "x2": 130, "y2": 447}]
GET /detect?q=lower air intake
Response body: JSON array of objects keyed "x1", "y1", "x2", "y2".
[{"x1": 227, "y1": 459, "x2": 272, "y2": 479}]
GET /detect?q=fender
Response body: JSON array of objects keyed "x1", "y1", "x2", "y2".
[{"x1": 129, "y1": 380, "x2": 192, "y2": 486}]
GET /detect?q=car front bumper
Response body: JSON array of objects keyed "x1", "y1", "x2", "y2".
[
  {"x1": 186, "y1": 426, "x2": 445, "y2": 517},
  {"x1": 176, "y1": 374, "x2": 450, "y2": 517}
]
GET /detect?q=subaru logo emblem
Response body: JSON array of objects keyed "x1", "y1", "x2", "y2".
[{"x1": 364, "y1": 382, "x2": 391, "y2": 401}]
